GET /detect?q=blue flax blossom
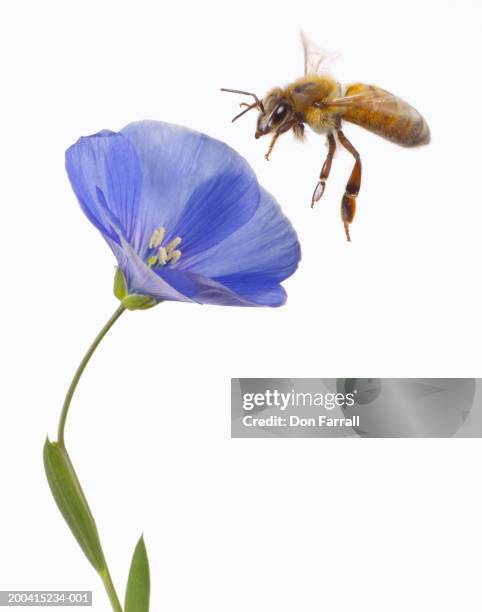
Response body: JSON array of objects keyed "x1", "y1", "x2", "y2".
[{"x1": 65, "y1": 120, "x2": 300, "y2": 307}]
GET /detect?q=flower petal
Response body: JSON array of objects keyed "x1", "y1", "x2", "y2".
[
  {"x1": 120, "y1": 121, "x2": 259, "y2": 255},
  {"x1": 240, "y1": 284, "x2": 288, "y2": 307},
  {"x1": 168, "y1": 169, "x2": 259, "y2": 258},
  {"x1": 110, "y1": 238, "x2": 195, "y2": 303},
  {"x1": 179, "y1": 187, "x2": 301, "y2": 289},
  {"x1": 113, "y1": 234, "x2": 290, "y2": 307},
  {"x1": 65, "y1": 131, "x2": 141, "y2": 245},
  {"x1": 66, "y1": 122, "x2": 299, "y2": 308},
  {"x1": 211, "y1": 279, "x2": 288, "y2": 307},
  {"x1": 157, "y1": 269, "x2": 286, "y2": 307}
]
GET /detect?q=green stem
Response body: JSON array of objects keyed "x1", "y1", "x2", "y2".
[
  {"x1": 57, "y1": 304, "x2": 125, "y2": 445},
  {"x1": 100, "y1": 567, "x2": 124, "y2": 612},
  {"x1": 56, "y1": 303, "x2": 126, "y2": 612}
]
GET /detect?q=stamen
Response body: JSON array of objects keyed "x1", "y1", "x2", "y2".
[
  {"x1": 166, "y1": 236, "x2": 182, "y2": 254},
  {"x1": 148, "y1": 227, "x2": 165, "y2": 249},
  {"x1": 168, "y1": 250, "x2": 182, "y2": 265},
  {"x1": 146, "y1": 227, "x2": 182, "y2": 268},
  {"x1": 158, "y1": 246, "x2": 168, "y2": 266}
]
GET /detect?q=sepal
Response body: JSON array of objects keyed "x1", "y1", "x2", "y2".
[
  {"x1": 114, "y1": 268, "x2": 157, "y2": 310},
  {"x1": 113, "y1": 267, "x2": 128, "y2": 300},
  {"x1": 121, "y1": 294, "x2": 157, "y2": 310}
]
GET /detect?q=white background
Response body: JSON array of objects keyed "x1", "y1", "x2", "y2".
[{"x1": 1, "y1": 0, "x2": 481, "y2": 610}]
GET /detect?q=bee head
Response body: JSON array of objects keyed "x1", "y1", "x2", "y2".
[
  {"x1": 255, "y1": 92, "x2": 293, "y2": 138},
  {"x1": 220, "y1": 87, "x2": 294, "y2": 136}
]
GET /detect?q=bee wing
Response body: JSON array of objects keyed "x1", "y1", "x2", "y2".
[
  {"x1": 328, "y1": 88, "x2": 400, "y2": 110},
  {"x1": 301, "y1": 31, "x2": 339, "y2": 76}
]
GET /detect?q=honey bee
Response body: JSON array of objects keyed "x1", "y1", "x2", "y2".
[{"x1": 221, "y1": 33, "x2": 430, "y2": 241}]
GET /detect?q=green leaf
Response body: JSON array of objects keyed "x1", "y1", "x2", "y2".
[
  {"x1": 125, "y1": 535, "x2": 150, "y2": 612},
  {"x1": 43, "y1": 438, "x2": 106, "y2": 572}
]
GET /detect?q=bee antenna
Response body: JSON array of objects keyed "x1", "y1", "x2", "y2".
[
  {"x1": 220, "y1": 88, "x2": 265, "y2": 115},
  {"x1": 231, "y1": 102, "x2": 259, "y2": 123}
]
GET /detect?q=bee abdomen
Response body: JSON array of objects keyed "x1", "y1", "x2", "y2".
[{"x1": 342, "y1": 83, "x2": 430, "y2": 147}]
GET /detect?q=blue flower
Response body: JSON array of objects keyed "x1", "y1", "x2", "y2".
[{"x1": 65, "y1": 121, "x2": 301, "y2": 307}]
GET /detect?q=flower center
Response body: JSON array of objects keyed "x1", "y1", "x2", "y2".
[{"x1": 147, "y1": 227, "x2": 182, "y2": 267}]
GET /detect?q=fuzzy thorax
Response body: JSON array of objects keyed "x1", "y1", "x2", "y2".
[{"x1": 286, "y1": 75, "x2": 341, "y2": 134}]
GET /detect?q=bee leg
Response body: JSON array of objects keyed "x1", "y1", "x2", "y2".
[
  {"x1": 265, "y1": 132, "x2": 280, "y2": 161},
  {"x1": 337, "y1": 129, "x2": 362, "y2": 242},
  {"x1": 311, "y1": 132, "x2": 336, "y2": 208},
  {"x1": 265, "y1": 121, "x2": 296, "y2": 160}
]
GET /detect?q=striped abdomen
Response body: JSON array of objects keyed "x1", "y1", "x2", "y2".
[{"x1": 338, "y1": 83, "x2": 430, "y2": 147}]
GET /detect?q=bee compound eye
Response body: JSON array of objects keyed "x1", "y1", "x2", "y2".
[{"x1": 274, "y1": 103, "x2": 288, "y2": 121}]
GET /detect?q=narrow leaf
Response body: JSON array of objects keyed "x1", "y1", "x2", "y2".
[
  {"x1": 43, "y1": 438, "x2": 106, "y2": 572},
  {"x1": 125, "y1": 535, "x2": 150, "y2": 612}
]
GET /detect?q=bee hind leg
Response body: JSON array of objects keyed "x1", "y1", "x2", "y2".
[
  {"x1": 337, "y1": 129, "x2": 362, "y2": 242},
  {"x1": 311, "y1": 132, "x2": 336, "y2": 208}
]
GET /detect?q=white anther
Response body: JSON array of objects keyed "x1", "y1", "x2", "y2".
[
  {"x1": 167, "y1": 250, "x2": 182, "y2": 265},
  {"x1": 148, "y1": 227, "x2": 166, "y2": 249},
  {"x1": 166, "y1": 236, "x2": 182, "y2": 254},
  {"x1": 146, "y1": 228, "x2": 182, "y2": 267},
  {"x1": 158, "y1": 246, "x2": 168, "y2": 265}
]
